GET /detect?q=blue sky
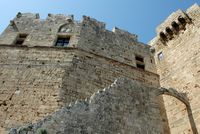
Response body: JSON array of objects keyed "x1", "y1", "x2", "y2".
[{"x1": 0, "y1": 0, "x2": 199, "y2": 43}]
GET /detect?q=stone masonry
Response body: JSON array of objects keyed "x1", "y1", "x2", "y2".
[
  {"x1": 9, "y1": 78, "x2": 164, "y2": 134},
  {"x1": 0, "y1": 3, "x2": 199, "y2": 134},
  {"x1": 150, "y1": 3, "x2": 200, "y2": 134},
  {"x1": 0, "y1": 11, "x2": 160, "y2": 133}
]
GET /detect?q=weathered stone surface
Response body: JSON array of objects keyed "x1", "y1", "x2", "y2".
[
  {"x1": 8, "y1": 78, "x2": 164, "y2": 134},
  {"x1": 0, "y1": 13, "x2": 156, "y2": 73},
  {"x1": 150, "y1": 3, "x2": 200, "y2": 134},
  {"x1": 0, "y1": 46, "x2": 159, "y2": 133},
  {"x1": 0, "y1": 3, "x2": 199, "y2": 134},
  {"x1": 0, "y1": 11, "x2": 160, "y2": 133}
]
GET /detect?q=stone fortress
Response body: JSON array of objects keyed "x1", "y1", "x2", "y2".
[{"x1": 0, "y1": 3, "x2": 199, "y2": 134}]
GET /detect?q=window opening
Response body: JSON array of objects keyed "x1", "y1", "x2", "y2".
[
  {"x1": 178, "y1": 16, "x2": 186, "y2": 26},
  {"x1": 135, "y1": 55, "x2": 145, "y2": 70},
  {"x1": 55, "y1": 36, "x2": 70, "y2": 47},
  {"x1": 135, "y1": 56, "x2": 144, "y2": 62},
  {"x1": 158, "y1": 52, "x2": 164, "y2": 61},
  {"x1": 15, "y1": 33, "x2": 28, "y2": 45},
  {"x1": 171, "y1": 21, "x2": 179, "y2": 31},
  {"x1": 136, "y1": 64, "x2": 145, "y2": 70},
  {"x1": 159, "y1": 32, "x2": 167, "y2": 42}
]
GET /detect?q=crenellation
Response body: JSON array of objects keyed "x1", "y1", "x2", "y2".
[{"x1": 112, "y1": 27, "x2": 138, "y2": 41}]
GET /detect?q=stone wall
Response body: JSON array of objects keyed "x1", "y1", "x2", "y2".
[
  {"x1": 60, "y1": 49, "x2": 160, "y2": 105},
  {"x1": 9, "y1": 78, "x2": 164, "y2": 134},
  {"x1": 0, "y1": 46, "x2": 75, "y2": 132},
  {"x1": 150, "y1": 4, "x2": 200, "y2": 133},
  {"x1": 0, "y1": 45, "x2": 159, "y2": 133},
  {"x1": 0, "y1": 13, "x2": 156, "y2": 74},
  {"x1": 0, "y1": 13, "x2": 160, "y2": 133}
]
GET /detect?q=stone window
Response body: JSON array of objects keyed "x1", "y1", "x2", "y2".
[
  {"x1": 55, "y1": 36, "x2": 70, "y2": 47},
  {"x1": 135, "y1": 55, "x2": 145, "y2": 70},
  {"x1": 158, "y1": 52, "x2": 164, "y2": 61},
  {"x1": 15, "y1": 33, "x2": 28, "y2": 45}
]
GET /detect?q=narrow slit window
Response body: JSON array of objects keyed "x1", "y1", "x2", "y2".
[
  {"x1": 15, "y1": 33, "x2": 28, "y2": 45},
  {"x1": 55, "y1": 36, "x2": 70, "y2": 47}
]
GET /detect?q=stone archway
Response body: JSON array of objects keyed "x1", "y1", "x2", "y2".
[{"x1": 156, "y1": 87, "x2": 198, "y2": 134}]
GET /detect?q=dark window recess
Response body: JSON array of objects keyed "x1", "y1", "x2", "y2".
[
  {"x1": 135, "y1": 56, "x2": 144, "y2": 62},
  {"x1": 171, "y1": 21, "x2": 179, "y2": 31},
  {"x1": 16, "y1": 40, "x2": 24, "y2": 45},
  {"x1": 136, "y1": 63, "x2": 145, "y2": 70},
  {"x1": 159, "y1": 32, "x2": 167, "y2": 42},
  {"x1": 135, "y1": 55, "x2": 145, "y2": 70},
  {"x1": 15, "y1": 34, "x2": 28, "y2": 45},
  {"x1": 150, "y1": 59, "x2": 153, "y2": 63},
  {"x1": 166, "y1": 27, "x2": 173, "y2": 36},
  {"x1": 178, "y1": 17, "x2": 186, "y2": 25},
  {"x1": 55, "y1": 37, "x2": 70, "y2": 47}
]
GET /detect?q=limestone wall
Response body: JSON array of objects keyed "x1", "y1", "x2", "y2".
[
  {"x1": 150, "y1": 4, "x2": 200, "y2": 133},
  {"x1": 0, "y1": 45, "x2": 159, "y2": 133},
  {"x1": 9, "y1": 78, "x2": 164, "y2": 134},
  {"x1": 59, "y1": 48, "x2": 160, "y2": 104},
  {"x1": 0, "y1": 13, "x2": 156, "y2": 74},
  {"x1": 0, "y1": 46, "x2": 75, "y2": 132}
]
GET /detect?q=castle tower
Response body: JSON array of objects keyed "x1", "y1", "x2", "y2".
[
  {"x1": 150, "y1": 4, "x2": 200, "y2": 133},
  {"x1": 0, "y1": 13, "x2": 160, "y2": 133}
]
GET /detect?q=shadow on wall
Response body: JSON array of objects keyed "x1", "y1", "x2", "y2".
[{"x1": 156, "y1": 87, "x2": 198, "y2": 134}]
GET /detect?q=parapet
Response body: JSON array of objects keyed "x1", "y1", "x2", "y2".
[
  {"x1": 82, "y1": 15, "x2": 106, "y2": 30},
  {"x1": 112, "y1": 27, "x2": 138, "y2": 41}
]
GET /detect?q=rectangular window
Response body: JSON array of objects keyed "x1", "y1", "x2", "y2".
[
  {"x1": 136, "y1": 64, "x2": 145, "y2": 70},
  {"x1": 15, "y1": 33, "x2": 28, "y2": 45},
  {"x1": 135, "y1": 55, "x2": 145, "y2": 70},
  {"x1": 55, "y1": 36, "x2": 70, "y2": 47},
  {"x1": 135, "y1": 56, "x2": 144, "y2": 62}
]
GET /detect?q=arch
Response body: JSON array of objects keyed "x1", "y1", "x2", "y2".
[
  {"x1": 58, "y1": 23, "x2": 73, "y2": 33},
  {"x1": 156, "y1": 87, "x2": 198, "y2": 134},
  {"x1": 156, "y1": 87, "x2": 189, "y2": 106}
]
